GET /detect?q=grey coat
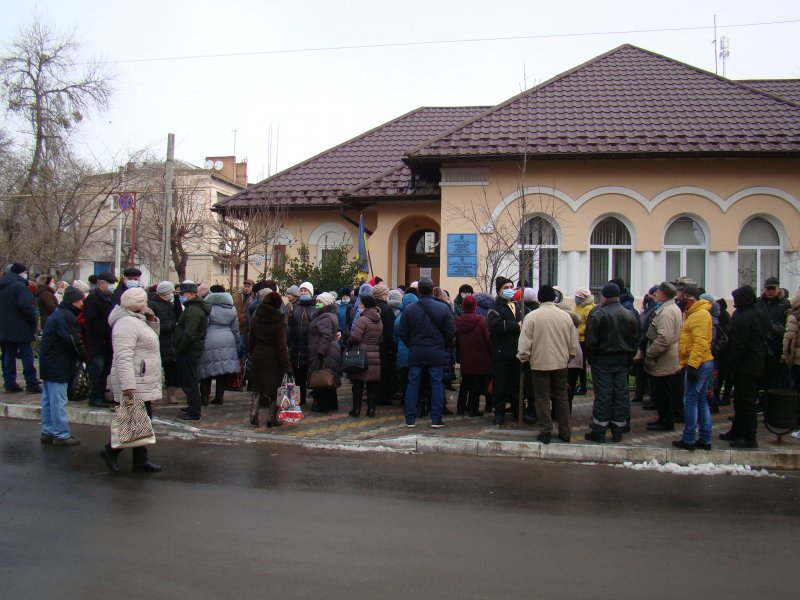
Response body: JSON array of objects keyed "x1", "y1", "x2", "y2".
[
  {"x1": 307, "y1": 306, "x2": 342, "y2": 377},
  {"x1": 348, "y1": 307, "x2": 383, "y2": 382},
  {"x1": 197, "y1": 293, "x2": 241, "y2": 380}
]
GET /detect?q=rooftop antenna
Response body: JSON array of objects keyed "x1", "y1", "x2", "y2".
[
  {"x1": 713, "y1": 15, "x2": 718, "y2": 75},
  {"x1": 719, "y1": 35, "x2": 730, "y2": 78}
]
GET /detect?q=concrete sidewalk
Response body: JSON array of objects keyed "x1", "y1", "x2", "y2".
[{"x1": 3, "y1": 385, "x2": 799, "y2": 470}]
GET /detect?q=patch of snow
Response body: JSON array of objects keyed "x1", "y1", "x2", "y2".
[{"x1": 615, "y1": 460, "x2": 784, "y2": 478}]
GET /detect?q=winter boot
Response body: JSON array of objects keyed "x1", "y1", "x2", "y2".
[
  {"x1": 200, "y1": 379, "x2": 211, "y2": 406},
  {"x1": 165, "y1": 387, "x2": 179, "y2": 405},
  {"x1": 249, "y1": 393, "x2": 261, "y2": 427},
  {"x1": 267, "y1": 397, "x2": 282, "y2": 428}
]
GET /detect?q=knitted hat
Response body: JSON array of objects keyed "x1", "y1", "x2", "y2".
[
  {"x1": 338, "y1": 287, "x2": 352, "y2": 298},
  {"x1": 10, "y1": 263, "x2": 27, "y2": 275},
  {"x1": 299, "y1": 281, "x2": 314, "y2": 296},
  {"x1": 286, "y1": 285, "x2": 301, "y2": 298},
  {"x1": 361, "y1": 295, "x2": 377, "y2": 308},
  {"x1": 197, "y1": 283, "x2": 209, "y2": 298},
  {"x1": 601, "y1": 282, "x2": 620, "y2": 299},
  {"x1": 495, "y1": 276, "x2": 513, "y2": 294},
  {"x1": 658, "y1": 281, "x2": 677, "y2": 299},
  {"x1": 387, "y1": 289, "x2": 403, "y2": 309},
  {"x1": 316, "y1": 292, "x2": 335, "y2": 306},
  {"x1": 156, "y1": 281, "x2": 175, "y2": 295},
  {"x1": 63, "y1": 286, "x2": 84, "y2": 305},
  {"x1": 462, "y1": 295, "x2": 477, "y2": 313},
  {"x1": 700, "y1": 292, "x2": 715, "y2": 304},
  {"x1": 409, "y1": 281, "x2": 419, "y2": 290},
  {"x1": 574, "y1": 288, "x2": 592, "y2": 299},
  {"x1": 72, "y1": 280, "x2": 91, "y2": 294},
  {"x1": 523, "y1": 287, "x2": 537, "y2": 302},
  {"x1": 358, "y1": 283, "x2": 374, "y2": 297},
  {"x1": 372, "y1": 283, "x2": 389, "y2": 301},
  {"x1": 121, "y1": 287, "x2": 148, "y2": 312},
  {"x1": 537, "y1": 285, "x2": 557, "y2": 303}
]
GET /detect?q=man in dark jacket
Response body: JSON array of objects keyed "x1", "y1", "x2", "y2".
[
  {"x1": 112, "y1": 267, "x2": 142, "y2": 305},
  {"x1": 757, "y1": 276, "x2": 791, "y2": 391},
  {"x1": 288, "y1": 282, "x2": 317, "y2": 406},
  {"x1": 721, "y1": 285, "x2": 770, "y2": 448},
  {"x1": 0, "y1": 263, "x2": 41, "y2": 392},
  {"x1": 175, "y1": 281, "x2": 211, "y2": 421},
  {"x1": 83, "y1": 272, "x2": 117, "y2": 407},
  {"x1": 584, "y1": 282, "x2": 640, "y2": 443},
  {"x1": 487, "y1": 276, "x2": 523, "y2": 425},
  {"x1": 398, "y1": 277, "x2": 455, "y2": 427},
  {"x1": 39, "y1": 287, "x2": 87, "y2": 445}
]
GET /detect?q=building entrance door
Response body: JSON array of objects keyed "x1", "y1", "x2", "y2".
[{"x1": 405, "y1": 229, "x2": 440, "y2": 285}]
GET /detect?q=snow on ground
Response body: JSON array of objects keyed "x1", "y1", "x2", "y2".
[{"x1": 614, "y1": 459, "x2": 785, "y2": 478}]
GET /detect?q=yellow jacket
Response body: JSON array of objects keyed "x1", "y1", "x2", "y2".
[
  {"x1": 678, "y1": 299, "x2": 714, "y2": 368},
  {"x1": 574, "y1": 301, "x2": 596, "y2": 342}
]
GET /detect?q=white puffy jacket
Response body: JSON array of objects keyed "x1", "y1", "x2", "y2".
[{"x1": 108, "y1": 305, "x2": 162, "y2": 402}]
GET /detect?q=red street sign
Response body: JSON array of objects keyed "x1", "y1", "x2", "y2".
[{"x1": 118, "y1": 192, "x2": 135, "y2": 211}]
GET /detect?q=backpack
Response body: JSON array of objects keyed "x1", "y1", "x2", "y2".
[{"x1": 711, "y1": 324, "x2": 728, "y2": 360}]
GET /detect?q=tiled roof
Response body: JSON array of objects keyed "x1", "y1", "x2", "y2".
[
  {"x1": 738, "y1": 79, "x2": 800, "y2": 106},
  {"x1": 407, "y1": 44, "x2": 800, "y2": 160},
  {"x1": 215, "y1": 106, "x2": 487, "y2": 211}
]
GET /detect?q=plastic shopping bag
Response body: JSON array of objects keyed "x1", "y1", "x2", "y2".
[{"x1": 277, "y1": 375, "x2": 304, "y2": 423}]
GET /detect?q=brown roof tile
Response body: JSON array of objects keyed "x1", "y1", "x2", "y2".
[
  {"x1": 215, "y1": 106, "x2": 487, "y2": 211},
  {"x1": 738, "y1": 79, "x2": 800, "y2": 105},
  {"x1": 408, "y1": 44, "x2": 800, "y2": 160}
]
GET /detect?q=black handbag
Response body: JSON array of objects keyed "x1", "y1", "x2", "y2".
[
  {"x1": 67, "y1": 362, "x2": 90, "y2": 402},
  {"x1": 341, "y1": 348, "x2": 368, "y2": 374}
]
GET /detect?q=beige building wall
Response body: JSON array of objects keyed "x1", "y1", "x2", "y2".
[{"x1": 439, "y1": 158, "x2": 800, "y2": 299}]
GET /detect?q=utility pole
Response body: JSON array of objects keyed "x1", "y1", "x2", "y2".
[{"x1": 162, "y1": 133, "x2": 175, "y2": 281}]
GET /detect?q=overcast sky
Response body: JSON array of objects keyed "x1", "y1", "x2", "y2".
[{"x1": 2, "y1": 1, "x2": 798, "y2": 183}]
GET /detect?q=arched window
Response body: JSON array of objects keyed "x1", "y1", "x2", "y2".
[
  {"x1": 664, "y1": 217, "x2": 706, "y2": 287},
  {"x1": 590, "y1": 217, "x2": 632, "y2": 297},
  {"x1": 738, "y1": 217, "x2": 780, "y2": 288},
  {"x1": 517, "y1": 216, "x2": 559, "y2": 287},
  {"x1": 309, "y1": 222, "x2": 353, "y2": 266}
]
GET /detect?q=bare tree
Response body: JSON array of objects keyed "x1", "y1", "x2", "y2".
[{"x1": 207, "y1": 202, "x2": 288, "y2": 289}]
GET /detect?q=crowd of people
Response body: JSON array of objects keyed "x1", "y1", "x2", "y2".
[{"x1": 1, "y1": 260, "x2": 799, "y2": 473}]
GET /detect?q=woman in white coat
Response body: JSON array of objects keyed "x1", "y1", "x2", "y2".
[{"x1": 99, "y1": 287, "x2": 163, "y2": 473}]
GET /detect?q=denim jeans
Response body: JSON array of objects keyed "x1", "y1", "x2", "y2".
[
  {"x1": 88, "y1": 352, "x2": 110, "y2": 403},
  {"x1": 41, "y1": 380, "x2": 70, "y2": 439},
  {"x1": 590, "y1": 356, "x2": 630, "y2": 434},
  {"x1": 404, "y1": 365, "x2": 444, "y2": 424},
  {"x1": 2, "y1": 341, "x2": 39, "y2": 389},
  {"x1": 682, "y1": 360, "x2": 714, "y2": 444}
]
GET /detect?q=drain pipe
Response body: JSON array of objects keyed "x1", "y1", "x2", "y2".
[{"x1": 340, "y1": 207, "x2": 373, "y2": 235}]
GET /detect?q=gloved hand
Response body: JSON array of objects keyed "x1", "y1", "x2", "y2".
[{"x1": 687, "y1": 366, "x2": 698, "y2": 383}]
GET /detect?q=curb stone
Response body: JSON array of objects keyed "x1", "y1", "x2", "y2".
[{"x1": 2, "y1": 401, "x2": 799, "y2": 471}]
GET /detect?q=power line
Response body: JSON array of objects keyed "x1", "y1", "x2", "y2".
[{"x1": 107, "y1": 18, "x2": 800, "y2": 65}]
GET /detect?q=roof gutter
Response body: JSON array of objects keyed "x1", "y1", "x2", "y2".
[{"x1": 340, "y1": 207, "x2": 373, "y2": 234}]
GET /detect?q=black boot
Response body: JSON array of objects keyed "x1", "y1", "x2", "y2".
[
  {"x1": 200, "y1": 379, "x2": 211, "y2": 406},
  {"x1": 211, "y1": 379, "x2": 224, "y2": 405},
  {"x1": 249, "y1": 393, "x2": 260, "y2": 426}
]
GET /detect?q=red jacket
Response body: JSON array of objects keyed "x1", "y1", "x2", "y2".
[{"x1": 455, "y1": 313, "x2": 492, "y2": 375}]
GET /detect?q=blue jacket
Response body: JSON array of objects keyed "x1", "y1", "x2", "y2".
[
  {"x1": 39, "y1": 302, "x2": 86, "y2": 383},
  {"x1": 394, "y1": 293, "x2": 418, "y2": 369},
  {"x1": 397, "y1": 294, "x2": 455, "y2": 367},
  {"x1": 0, "y1": 272, "x2": 36, "y2": 343}
]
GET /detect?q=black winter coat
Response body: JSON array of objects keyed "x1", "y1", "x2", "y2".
[
  {"x1": 148, "y1": 293, "x2": 178, "y2": 363},
  {"x1": 585, "y1": 299, "x2": 640, "y2": 364},
  {"x1": 39, "y1": 302, "x2": 86, "y2": 383},
  {"x1": 0, "y1": 273, "x2": 36, "y2": 343},
  {"x1": 728, "y1": 304, "x2": 770, "y2": 377},
  {"x1": 83, "y1": 288, "x2": 115, "y2": 356},
  {"x1": 375, "y1": 299, "x2": 395, "y2": 356},
  {"x1": 397, "y1": 295, "x2": 455, "y2": 368},
  {"x1": 288, "y1": 297, "x2": 316, "y2": 371},
  {"x1": 175, "y1": 298, "x2": 211, "y2": 357},
  {"x1": 486, "y1": 296, "x2": 522, "y2": 362}
]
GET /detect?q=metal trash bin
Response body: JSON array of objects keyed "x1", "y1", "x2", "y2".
[{"x1": 764, "y1": 388, "x2": 799, "y2": 440}]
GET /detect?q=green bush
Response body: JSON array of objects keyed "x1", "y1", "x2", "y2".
[{"x1": 268, "y1": 241, "x2": 363, "y2": 294}]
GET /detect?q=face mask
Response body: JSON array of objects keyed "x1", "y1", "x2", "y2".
[
  {"x1": 126, "y1": 280, "x2": 140, "y2": 289},
  {"x1": 50, "y1": 283, "x2": 57, "y2": 291},
  {"x1": 460, "y1": 292, "x2": 468, "y2": 299},
  {"x1": 300, "y1": 294, "x2": 312, "y2": 302},
  {"x1": 21, "y1": 273, "x2": 28, "y2": 280},
  {"x1": 338, "y1": 298, "x2": 350, "y2": 305},
  {"x1": 501, "y1": 289, "x2": 514, "y2": 300},
  {"x1": 574, "y1": 297, "x2": 583, "y2": 305},
  {"x1": 106, "y1": 285, "x2": 115, "y2": 294},
  {"x1": 179, "y1": 295, "x2": 188, "y2": 304},
  {"x1": 315, "y1": 302, "x2": 324, "y2": 309}
]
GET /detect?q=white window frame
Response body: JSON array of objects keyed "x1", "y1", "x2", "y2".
[
  {"x1": 737, "y1": 217, "x2": 781, "y2": 289},
  {"x1": 663, "y1": 216, "x2": 708, "y2": 287},
  {"x1": 517, "y1": 215, "x2": 559, "y2": 288},
  {"x1": 589, "y1": 216, "x2": 632, "y2": 295}
]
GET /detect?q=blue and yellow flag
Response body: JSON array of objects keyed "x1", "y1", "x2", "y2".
[{"x1": 357, "y1": 214, "x2": 370, "y2": 277}]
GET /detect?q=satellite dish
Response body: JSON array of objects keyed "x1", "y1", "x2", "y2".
[
  {"x1": 204, "y1": 160, "x2": 214, "y2": 170},
  {"x1": 214, "y1": 160, "x2": 224, "y2": 171}
]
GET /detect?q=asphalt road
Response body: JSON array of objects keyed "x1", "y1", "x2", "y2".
[{"x1": 1, "y1": 418, "x2": 798, "y2": 599}]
